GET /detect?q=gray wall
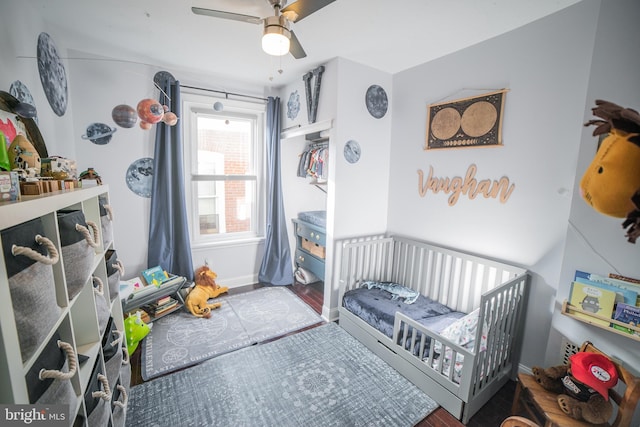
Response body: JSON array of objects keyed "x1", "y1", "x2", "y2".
[
  {"x1": 388, "y1": 0, "x2": 602, "y2": 369},
  {"x1": 550, "y1": 0, "x2": 640, "y2": 378}
]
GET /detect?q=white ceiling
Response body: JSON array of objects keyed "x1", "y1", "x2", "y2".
[{"x1": 26, "y1": 0, "x2": 582, "y2": 88}]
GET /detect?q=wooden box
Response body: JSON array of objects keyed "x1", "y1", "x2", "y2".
[{"x1": 302, "y1": 237, "x2": 325, "y2": 259}]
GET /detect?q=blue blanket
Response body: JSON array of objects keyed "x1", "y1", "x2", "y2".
[{"x1": 342, "y1": 287, "x2": 464, "y2": 341}]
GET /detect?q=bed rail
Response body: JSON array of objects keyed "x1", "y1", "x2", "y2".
[
  {"x1": 339, "y1": 235, "x2": 527, "y2": 313},
  {"x1": 391, "y1": 272, "x2": 529, "y2": 402}
]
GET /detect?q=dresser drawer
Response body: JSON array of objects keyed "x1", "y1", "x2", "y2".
[
  {"x1": 295, "y1": 249, "x2": 325, "y2": 280},
  {"x1": 294, "y1": 220, "x2": 326, "y2": 246}
]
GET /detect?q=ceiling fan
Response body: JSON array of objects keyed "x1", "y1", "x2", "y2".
[{"x1": 192, "y1": 0, "x2": 336, "y2": 59}]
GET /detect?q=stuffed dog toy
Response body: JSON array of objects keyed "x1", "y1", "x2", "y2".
[
  {"x1": 531, "y1": 351, "x2": 618, "y2": 424},
  {"x1": 184, "y1": 265, "x2": 228, "y2": 318}
]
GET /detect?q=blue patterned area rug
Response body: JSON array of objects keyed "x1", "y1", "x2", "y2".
[
  {"x1": 128, "y1": 322, "x2": 438, "y2": 426},
  {"x1": 141, "y1": 286, "x2": 323, "y2": 380}
]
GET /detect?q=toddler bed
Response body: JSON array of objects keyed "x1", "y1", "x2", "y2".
[{"x1": 337, "y1": 235, "x2": 529, "y2": 424}]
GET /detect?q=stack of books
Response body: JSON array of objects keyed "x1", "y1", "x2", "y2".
[
  {"x1": 145, "y1": 296, "x2": 179, "y2": 317},
  {"x1": 568, "y1": 270, "x2": 640, "y2": 335}
]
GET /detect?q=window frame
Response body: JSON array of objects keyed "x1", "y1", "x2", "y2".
[{"x1": 182, "y1": 91, "x2": 266, "y2": 247}]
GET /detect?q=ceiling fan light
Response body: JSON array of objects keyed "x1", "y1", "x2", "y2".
[{"x1": 262, "y1": 16, "x2": 291, "y2": 56}]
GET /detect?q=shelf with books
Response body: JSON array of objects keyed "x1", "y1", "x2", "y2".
[
  {"x1": 121, "y1": 275, "x2": 187, "y2": 316},
  {"x1": 561, "y1": 300, "x2": 640, "y2": 342}
]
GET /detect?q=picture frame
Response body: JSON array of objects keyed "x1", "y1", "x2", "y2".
[{"x1": 425, "y1": 89, "x2": 507, "y2": 150}]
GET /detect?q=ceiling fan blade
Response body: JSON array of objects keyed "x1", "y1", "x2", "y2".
[
  {"x1": 281, "y1": 0, "x2": 336, "y2": 22},
  {"x1": 191, "y1": 7, "x2": 262, "y2": 24},
  {"x1": 289, "y1": 30, "x2": 307, "y2": 59}
]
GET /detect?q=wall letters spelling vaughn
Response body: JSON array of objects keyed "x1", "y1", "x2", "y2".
[{"x1": 417, "y1": 164, "x2": 515, "y2": 206}]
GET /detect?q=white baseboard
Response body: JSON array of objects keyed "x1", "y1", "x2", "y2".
[
  {"x1": 517, "y1": 363, "x2": 532, "y2": 375},
  {"x1": 221, "y1": 274, "x2": 259, "y2": 289}
]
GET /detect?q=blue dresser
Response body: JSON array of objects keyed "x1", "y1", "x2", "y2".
[{"x1": 292, "y1": 218, "x2": 326, "y2": 281}]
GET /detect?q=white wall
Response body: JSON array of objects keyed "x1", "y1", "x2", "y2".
[
  {"x1": 325, "y1": 58, "x2": 392, "y2": 318},
  {"x1": 549, "y1": 0, "x2": 640, "y2": 382},
  {"x1": 0, "y1": 2, "x2": 76, "y2": 158},
  {"x1": 388, "y1": 0, "x2": 600, "y2": 368}
]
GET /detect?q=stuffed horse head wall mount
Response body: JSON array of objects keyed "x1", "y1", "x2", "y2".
[
  {"x1": 581, "y1": 100, "x2": 640, "y2": 242},
  {"x1": 184, "y1": 265, "x2": 229, "y2": 318}
]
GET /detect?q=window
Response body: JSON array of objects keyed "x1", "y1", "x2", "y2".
[{"x1": 183, "y1": 92, "x2": 265, "y2": 245}]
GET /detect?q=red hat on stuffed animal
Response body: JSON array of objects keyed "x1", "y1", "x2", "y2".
[{"x1": 569, "y1": 352, "x2": 618, "y2": 400}]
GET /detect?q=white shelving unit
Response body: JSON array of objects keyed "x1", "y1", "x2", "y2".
[{"x1": 0, "y1": 186, "x2": 129, "y2": 426}]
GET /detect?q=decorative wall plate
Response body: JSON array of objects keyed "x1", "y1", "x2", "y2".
[
  {"x1": 365, "y1": 85, "x2": 388, "y2": 119},
  {"x1": 287, "y1": 90, "x2": 300, "y2": 120},
  {"x1": 126, "y1": 157, "x2": 154, "y2": 198},
  {"x1": 37, "y1": 32, "x2": 68, "y2": 117},
  {"x1": 344, "y1": 140, "x2": 361, "y2": 164}
]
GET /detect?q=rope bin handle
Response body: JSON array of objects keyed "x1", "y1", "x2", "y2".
[
  {"x1": 11, "y1": 235, "x2": 60, "y2": 265},
  {"x1": 39, "y1": 340, "x2": 77, "y2": 381},
  {"x1": 92, "y1": 276, "x2": 104, "y2": 296},
  {"x1": 121, "y1": 346, "x2": 130, "y2": 365},
  {"x1": 92, "y1": 374, "x2": 112, "y2": 401},
  {"x1": 75, "y1": 222, "x2": 100, "y2": 248},
  {"x1": 104, "y1": 204, "x2": 114, "y2": 221},
  {"x1": 113, "y1": 384, "x2": 128, "y2": 408},
  {"x1": 111, "y1": 329, "x2": 124, "y2": 347},
  {"x1": 114, "y1": 260, "x2": 125, "y2": 276}
]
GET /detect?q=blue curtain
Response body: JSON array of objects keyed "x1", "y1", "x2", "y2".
[
  {"x1": 259, "y1": 97, "x2": 293, "y2": 285},
  {"x1": 147, "y1": 77, "x2": 194, "y2": 281}
]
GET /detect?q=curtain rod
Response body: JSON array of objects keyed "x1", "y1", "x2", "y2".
[{"x1": 179, "y1": 84, "x2": 268, "y2": 102}]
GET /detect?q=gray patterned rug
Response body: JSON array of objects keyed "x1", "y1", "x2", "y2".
[
  {"x1": 141, "y1": 286, "x2": 323, "y2": 380},
  {"x1": 128, "y1": 322, "x2": 438, "y2": 427}
]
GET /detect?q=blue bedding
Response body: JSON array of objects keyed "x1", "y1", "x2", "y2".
[
  {"x1": 297, "y1": 210, "x2": 326, "y2": 228},
  {"x1": 342, "y1": 287, "x2": 464, "y2": 341}
]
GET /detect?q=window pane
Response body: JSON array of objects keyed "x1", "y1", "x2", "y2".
[
  {"x1": 195, "y1": 179, "x2": 255, "y2": 235},
  {"x1": 196, "y1": 116, "x2": 252, "y2": 175}
]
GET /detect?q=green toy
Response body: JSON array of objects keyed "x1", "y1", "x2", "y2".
[{"x1": 124, "y1": 310, "x2": 150, "y2": 355}]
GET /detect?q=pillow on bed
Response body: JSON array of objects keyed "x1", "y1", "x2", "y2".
[
  {"x1": 438, "y1": 308, "x2": 488, "y2": 352},
  {"x1": 359, "y1": 280, "x2": 420, "y2": 304}
]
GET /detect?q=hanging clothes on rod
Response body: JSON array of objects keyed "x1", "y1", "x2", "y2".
[{"x1": 298, "y1": 141, "x2": 328, "y2": 182}]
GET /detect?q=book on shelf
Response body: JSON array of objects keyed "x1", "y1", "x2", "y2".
[
  {"x1": 612, "y1": 303, "x2": 640, "y2": 336},
  {"x1": 142, "y1": 265, "x2": 169, "y2": 287},
  {"x1": 155, "y1": 295, "x2": 172, "y2": 306},
  {"x1": 608, "y1": 273, "x2": 640, "y2": 306},
  {"x1": 146, "y1": 297, "x2": 179, "y2": 316},
  {"x1": 569, "y1": 281, "x2": 618, "y2": 327},
  {"x1": 574, "y1": 270, "x2": 638, "y2": 306}
]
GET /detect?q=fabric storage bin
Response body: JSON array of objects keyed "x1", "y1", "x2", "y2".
[
  {"x1": 25, "y1": 332, "x2": 77, "y2": 405},
  {"x1": 1, "y1": 218, "x2": 62, "y2": 362},
  {"x1": 102, "y1": 317, "x2": 124, "y2": 389},
  {"x1": 111, "y1": 379, "x2": 128, "y2": 427},
  {"x1": 99, "y1": 196, "x2": 114, "y2": 250},
  {"x1": 57, "y1": 210, "x2": 99, "y2": 300},
  {"x1": 84, "y1": 358, "x2": 112, "y2": 426},
  {"x1": 119, "y1": 346, "x2": 131, "y2": 394},
  {"x1": 93, "y1": 276, "x2": 110, "y2": 335},
  {"x1": 87, "y1": 393, "x2": 111, "y2": 426},
  {"x1": 105, "y1": 249, "x2": 124, "y2": 302}
]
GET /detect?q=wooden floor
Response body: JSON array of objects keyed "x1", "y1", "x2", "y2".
[{"x1": 129, "y1": 281, "x2": 520, "y2": 426}]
